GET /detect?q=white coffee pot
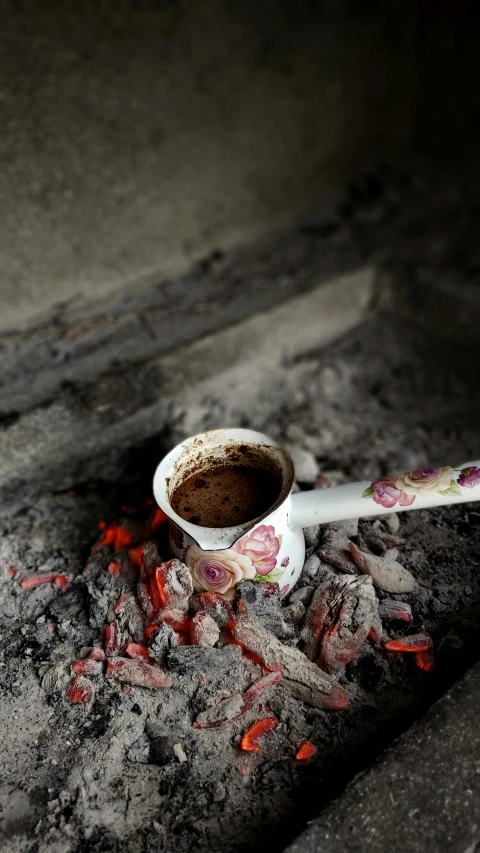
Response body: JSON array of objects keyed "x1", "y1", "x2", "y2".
[{"x1": 153, "y1": 428, "x2": 480, "y2": 598}]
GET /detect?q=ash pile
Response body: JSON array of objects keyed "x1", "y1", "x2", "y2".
[
  {"x1": 2, "y1": 490, "x2": 438, "y2": 850},
  {"x1": 17, "y1": 498, "x2": 432, "y2": 720}
]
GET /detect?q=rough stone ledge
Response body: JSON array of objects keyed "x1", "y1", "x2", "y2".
[
  {"x1": 0, "y1": 267, "x2": 374, "y2": 513},
  {"x1": 0, "y1": 220, "x2": 359, "y2": 418},
  {"x1": 285, "y1": 658, "x2": 480, "y2": 853}
]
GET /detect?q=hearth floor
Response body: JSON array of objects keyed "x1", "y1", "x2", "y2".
[{"x1": 1, "y1": 310, "x2": 480, "y2": 853}]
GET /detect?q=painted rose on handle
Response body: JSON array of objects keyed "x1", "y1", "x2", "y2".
[
  {"x1": 458, "y1": 467, "x2": 480, "y2": 489},
  {"x1": 363, "y1": 466, "x2": 460, "y2": 508},
  {"x1": 365, "y1": 476, "x2": 415, "y2": 509},
  {"x1": 395, "y1": 467, "x2": 454, "y2": 496}
]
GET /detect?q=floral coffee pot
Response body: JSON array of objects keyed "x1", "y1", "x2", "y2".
[{"x1": 153, "y1": 428, "x2": 480, "y2": 599}]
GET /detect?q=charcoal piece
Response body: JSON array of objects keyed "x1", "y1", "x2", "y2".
[
  {"x1": 327, "y1": 518, "x2": 359, "y2": 538},
  {"x1": 57, "y1": 621, "x2": 95, "y2": 646},
  {"x1": 365, "y1": 536, "x2": 388, "y2": 555},
  {"x1": 237, "y1": 580, "x2": 295, "y2": 638},
  {"x1": 369, "y1": 611, "x2": 383, "y2": 645},
  {"x1": 194, "y1": 671, "x2": 282, "y2": 728},
  {"x1": 233, "y1": 615, "x2": 349, "y2": 709},
  {"x1": 166, "y1": 644, "x2": 241, "y2": 676},
  {"x1": 282, "y1": 601, "x2": 305, "y2": 624},
  {"x1": 303, "y1": 554, "x2": 321, "y2": 579},
  {"x1": 117, "y1": 594, "x2": 145, "y2": 644},
  {"x1": 378, "y1": 599, "x2": 413, "y2": 622},
  {"x1": 48, "y1": 584, "x2": 87, "y2": 621},
  {"x1": 148, "y1": 734, "x2": 176, "y2": 766},
  {"x1": 190, "y1": 592, "x2": 234, "y2": 629},
  {"x1": 349, "y1": 543, "x2": 416, "y2": 593},
  {"x1": 301, "y1": 574, "x2": 377, "y2": 671},
  {"x1": 106, "y1": 658, "x2": 171, "y2": 688},
  {"x1": 383, "y1": 513, "x2": 400, "y2": 533},
  {"x1": 190, "y1": 611, "x2": 220, "y2": 647},
  {"x1": 157, "y1": 559, "x2": 193, "y2": 604},
  {"x1": 141, "y1": 541, "x2": 163, "y2": 573},
  {"x1": 40, "y1": 662, "x2": 71, "y2": 694},
  {"x1": 236, "y1": 580, "x2": 281, "y2": 611},
  {"x1": 304, "y1": 525, "x2": 321, "y2": 548},
  {"x1": 148, "y1": 622, "x2": 178, "y2": 662},
  {"x1": 289, "y1": 586, "x2": 315, "y2": 606},
  {"x1": 318, "y1": 549, "x2": 357, "y2": 575},
  {"x1": 127, "y1": 734, "x2": 150, "y2": 764},
  {"x1": 86, "y1": 583, "x2": 109, "y2": 629},
  {"x1": 133, "y1": 722, "x2": 177, "y2": 766}
]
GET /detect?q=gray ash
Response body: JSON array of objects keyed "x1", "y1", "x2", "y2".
[{"x1": 3, "y1": 489, "x2": 480, "y2": 853}]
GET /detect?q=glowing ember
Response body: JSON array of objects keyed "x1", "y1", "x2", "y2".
[
  {"x1": 295, "y1": 741, "x2": 316, "y2": 761},
  {"x1": 113, "y1": 593, "x2": 128, "y2": 615},
  {"x1": 234, "y1": 614, "x2": 350, "y2": 709},
  {"x1": 240, "y1": 716, "x2": 278, "y2": 752},
  {"x1": 160, "y1": 608, "x2": 191, "y2": 633},
  {"x1": 66, "y1": 675, "x2": 94, "y2": 703},
  {"x1": 384, "y1": 633, "x2": 433, "y2": 653},
  {"x1": 125, "y1": 642, "x2": 151, "y2": 660},
  {"x1": 20, "y1": 573, "x2": 70, "y2": 589},
  {"x1": 99, "y1": 524, "x2": 134, "y2": 550},
  {"x1": 378, "y1": 600, "x2": 413, "y2": 622},
  {"x1": 154, "y1": 560, "x2": 193, "y2": 609},
  {"x1": 88, "y1": 648, "x2": 106, "y2": 661},
  {"x1": 137, "y1": 581, "x2": 154, "y2": 620},
  {"x1": 72, "y1": 659, "x2": 104, "y2": 676},
  {"x1": 106, "y1": 657, "x2": 171, "y2": 688},
  {"x1": 193, "y1": 671, "x2": 282, "y2": 729},
  {"x1": 148, "y1": 507, "x2": 168, "y2": 533},
  {"x1": 149, "y1": 574, "x2": 164, "y2": 613},
  {"x1": 414, "y1": 650, "x2": 435, "y2": 672},
  {"x1": 368, "y1": 621, "x2": 383, "y2": 646},
  {"x1": 241, "y1": 670, "x2": 282, "y2": 704},
  {"x1": 128, "y1": 545, "x2": 146, "y2": 568},
  {"x1": 104, "y1": 620, "x2": 121, "y2": 656},
  {"x1": 191, "y1": 591, "x2": 236, "y2": 629},
  {"x1": 190, "y1": 611, "x2": 220, "y2": 647}
]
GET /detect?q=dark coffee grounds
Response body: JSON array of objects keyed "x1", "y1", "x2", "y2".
[{"x1": 170, "y1": 464, "x2": 281, "y2": 527}]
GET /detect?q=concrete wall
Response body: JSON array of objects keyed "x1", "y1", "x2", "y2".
[{"x1": 0, "y1": 0, "x2": 415, "y2": 330}]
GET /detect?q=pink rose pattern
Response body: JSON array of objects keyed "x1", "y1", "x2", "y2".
[
  {"x1": 186, "y1": 545, "x2": 256, "y2": 600},
  {"x1": 233, "y1": 524, "x2": 281, "y2": 576},
  {"x1": 366, "y1": 476, "x2": 415, "y2": 509},
  {"x1": 458, "y1": 467, "x2": 480, "y2": 488},
  {"x1": 363, "y1": 465, "x2": 480, "y2": 508}
]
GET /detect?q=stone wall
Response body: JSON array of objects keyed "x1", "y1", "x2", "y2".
[{"x1": 0, "y1": 0, "x2": 415, "y2": 329}]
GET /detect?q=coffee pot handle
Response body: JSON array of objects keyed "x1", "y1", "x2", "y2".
[{"x1": 288, "y1": 462, "x2": 480, "y2": 529}]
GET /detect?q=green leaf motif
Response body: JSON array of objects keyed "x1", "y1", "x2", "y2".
[
  {"x1": 254, "y1": 566, "x2": 284, "y2": 583},
  {"x1": 362, "y1": 487, "x2": 374, "y2": 499},
  {"x1": 438, "y1": 479, "x2": 462, "y2": 497},
  {"x1": 277, "y1": 534, "x2": 283, "y2": 546}
]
